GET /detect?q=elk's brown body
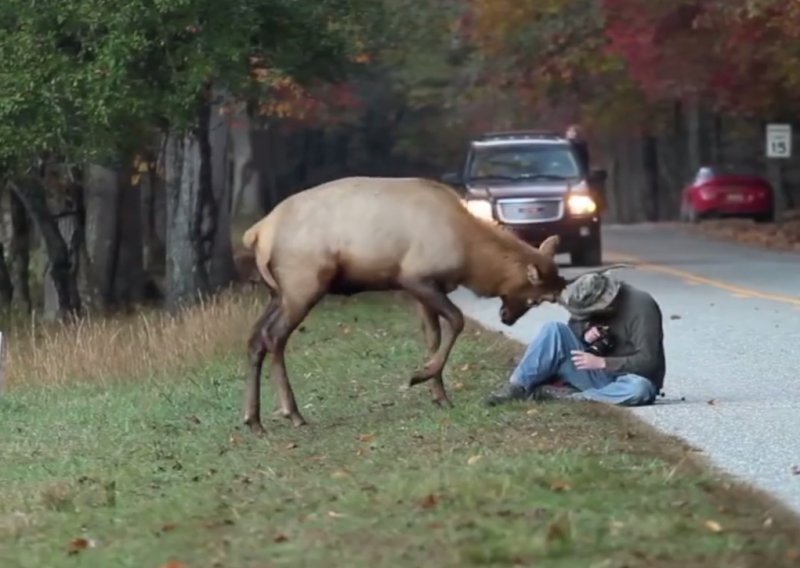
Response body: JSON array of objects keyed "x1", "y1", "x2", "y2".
[{"x1": 240, "y1": 176, "x2": 568, "y2": 433}]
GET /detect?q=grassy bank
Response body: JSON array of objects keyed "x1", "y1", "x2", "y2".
[{"x1": 1, "y1": 290, "x2": 799, "y2": 567}]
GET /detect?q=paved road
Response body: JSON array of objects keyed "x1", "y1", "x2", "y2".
[{"x1": 450, "y1": 223, "x2": 800, "y2": 513}]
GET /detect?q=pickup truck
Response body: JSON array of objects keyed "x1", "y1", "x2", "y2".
[{"x1": 441, "y1": 130, "x2": 608, "y2": 266}]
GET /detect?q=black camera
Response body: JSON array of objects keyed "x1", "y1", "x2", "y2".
[{"x1": 585, "y1": 325, "x2": 616, "y2": 356}]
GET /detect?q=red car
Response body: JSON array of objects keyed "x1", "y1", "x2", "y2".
[{"x1": 680, "y1": 165, "x2": 774, "y2": 223}]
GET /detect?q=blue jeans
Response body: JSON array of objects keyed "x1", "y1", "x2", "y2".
[{"x1": 509, "y1": 322, "x2": 657, "y2": 407}]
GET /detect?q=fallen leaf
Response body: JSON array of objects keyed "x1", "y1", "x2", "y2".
[
  {"x1": 460, "y1": 364, "x2": 470, "y2": 372},
  {"x1": 453, "y1": 381, "x2": 465, "y2": 391},
  {"x1": 161, "y1": 522, "x2": 178, "y2": 532},
  {"x1": 273, "y1": 533, "x2": 289, "y2": 543},
  {"x1": 328, "y1": 510, "x2": 345, "y2": 518},
  {"x1": 704, "y1": 520, "x2": 723, "y2": 533},
  {"x1": 763, "y1": 517, "x2": 774, "y2": 528},
  {"x1": 419, "y1": 494, "x2": 439, "y2": 509},
  {"x1": 545, "y1": 513, "x2": 572, "y2": 544},
  {"x1": 357, "y1": 433, "x2": 375, "y2": 443},
  {"x1": 707, "y1": 399, "x2": 716, "y2": 406},
  {"x1": 549, "y1": 480, "x2": 572, "y2": 492},
  {"x1": 356, "y1": 447, "x2": 366, "y2": 457},
  {"x1": 467, "y1": 455, "x2": 482, "y2": 466},
  {"x1": 67, "y1": 538, "x2": 94, "y2": 555},
  {"x1": 331, "y1": 469, "x2": 350, "y2": 479},
  {"x1": 187, "y1": 415, "x2": 201, "y2": 424},
  {"x1": 161, "y1": 562, "x2": 188, "y2": 568},
  {"x1": 526, "y1": 408, "x2": 538, "y2": 416},
  {"x1": 285, "y1": 443, "x2": 298, "y2": 450}
]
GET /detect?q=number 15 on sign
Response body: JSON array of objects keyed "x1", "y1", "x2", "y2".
[{"x1": 766, "y1": 123, "x2": 792, "y2": 158}]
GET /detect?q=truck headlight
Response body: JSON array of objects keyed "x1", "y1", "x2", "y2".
[
  {"x1": 567, "y1": 194, "x2": 597, "y2": 216},
  {"x1": 464, "y1": 199, "x2": 493, "y2": 220}
]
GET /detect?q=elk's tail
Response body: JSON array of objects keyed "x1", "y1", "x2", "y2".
[{"x1": 241, "y1": 217, "x2": 279, "y2": 292}]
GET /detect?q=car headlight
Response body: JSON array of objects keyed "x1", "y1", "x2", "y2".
[
  {"x1": 567, "y1": 194, "x2": 597, "y2": 216},
  {"x1": 464, "y1": 199, "x2": 493, "y2": 220}
]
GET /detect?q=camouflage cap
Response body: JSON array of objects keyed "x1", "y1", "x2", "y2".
[{"x1": 559, "y1": 272, "x2": 621, "y2": 317}]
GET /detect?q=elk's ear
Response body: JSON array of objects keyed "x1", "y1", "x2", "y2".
[
  {"x1": 538, "y1": 235, "x2": 560, "y2": 258},
  {"x1": 526, "y1": 264, "x2": 541, "y2": 284}
]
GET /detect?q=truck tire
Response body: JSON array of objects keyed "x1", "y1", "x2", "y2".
[{"x1": 571, "y1": 234, "x2": 602, "y2": 267}]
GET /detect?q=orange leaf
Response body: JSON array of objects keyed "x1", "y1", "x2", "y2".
[
  {"x1": 549, "y1": 480, "x2": 572, "y2": 492},
  {"x1": 419, "y1": 494, "x2": 439, "y2": 509},
  {"x1": 357, "y1": 433, "x2": 375, "y2": 443},
  {"x1": 67, "y1": 538, "x2": 94, "y2": 554},
  {"x1": 161, "y1": 562, "x2": 188, "y2": 568}
]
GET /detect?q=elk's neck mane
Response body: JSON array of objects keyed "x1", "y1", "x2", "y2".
[{"x1": 460, "y1": 217, "x2": 552, "y2": 297}]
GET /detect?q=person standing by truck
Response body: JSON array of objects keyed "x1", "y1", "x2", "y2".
[{"x1": 566, "y1": 124, "x2": 591, "y2": 173}]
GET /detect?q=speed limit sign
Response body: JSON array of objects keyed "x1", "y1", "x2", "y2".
[{"x1": 766, "y1": 123, "x2": 792, "y2": 158}]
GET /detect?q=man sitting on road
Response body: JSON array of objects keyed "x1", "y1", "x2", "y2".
[{"x1": 485, "y1": 271, "x2": 665, "y2": 407}]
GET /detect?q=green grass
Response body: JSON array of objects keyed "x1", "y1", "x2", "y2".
[{"x1": 1, "y1": 292, "x2": 799, "y2": 567}]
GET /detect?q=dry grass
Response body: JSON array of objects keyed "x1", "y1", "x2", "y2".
[
  {"x1": 4, "y1": 286, "x2": 266, "y2": 390},
  {"x1": 677, "y1": 211, "x2": 800, "y2": 252}
]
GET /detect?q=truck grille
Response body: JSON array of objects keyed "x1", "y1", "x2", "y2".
[{"x1": 496, "y1": 198, "x2": 563, "y2": 224}]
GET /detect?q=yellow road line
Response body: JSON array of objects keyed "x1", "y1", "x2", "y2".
[{"x1": 605, "y1": 250, "x2": 800, "y2": 307}]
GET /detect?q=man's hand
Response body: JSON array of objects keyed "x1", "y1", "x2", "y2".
[
  {"x1": 583, "y1": 326, "x2": 603, "y2": 343},
  {"x1": 571, "y1": 350, "x2": 607, "y2": 371}
]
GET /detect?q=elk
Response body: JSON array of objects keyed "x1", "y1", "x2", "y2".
[{"x1": 240, "y1": 176, "x2": 570, "y2": 434}]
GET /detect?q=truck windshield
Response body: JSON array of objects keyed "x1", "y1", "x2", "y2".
[{"x1": 467, "y1": 144, "x2": 581, "y2": 181}]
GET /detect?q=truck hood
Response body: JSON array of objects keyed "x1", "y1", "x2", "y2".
[{"x1": 465, "y1": 180, "x2": 577, "y2": 200}]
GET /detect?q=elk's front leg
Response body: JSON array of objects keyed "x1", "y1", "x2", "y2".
[
  {"x1": 403, "y1": 281, "x2": 464, "y2": 399},
  {"x1": 416, "y1": 301, "x2": 452, "y2": 408}
]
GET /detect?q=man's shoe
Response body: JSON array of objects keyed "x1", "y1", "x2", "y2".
[
  {"x1": 529, "y1": 385, "x2": 579, "y2": 401},
  {"x1": 484, "y1": 382, "x2": 529, "y2": 407}
]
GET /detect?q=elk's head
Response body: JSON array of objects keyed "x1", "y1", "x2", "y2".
[{"x1": 499, "y1": 235, "x2": 568, "y2": 326}]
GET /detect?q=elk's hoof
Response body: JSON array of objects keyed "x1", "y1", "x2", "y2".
[
  {"x1": 410, "y1": 367, "x2": 437, "y2": 386},
  {"x1": 432, "y1": 397, "x2": 454, "y2": 409},
  {"x1": 245, "y1": 418, "x2": 267, "y2": 436}
]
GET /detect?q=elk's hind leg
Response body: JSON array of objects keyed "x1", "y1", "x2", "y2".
[
  {"x1": 266, "y1": 285, "x2": 325, "y2": 427},
  {"x1": 416, "y1": 301, "x2": 452, "y2": 408},
  {"x1": 244, "y1": 293, "x2": 282, "y2": 434}
]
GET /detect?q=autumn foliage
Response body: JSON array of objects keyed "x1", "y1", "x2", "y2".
[{"x1": 466, "y1": 0, "x2": 800, "y2": 131}]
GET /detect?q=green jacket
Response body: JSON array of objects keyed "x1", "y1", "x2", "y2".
[{"x1": 567, "y1": 283, "x2": 666, "y2": 390}]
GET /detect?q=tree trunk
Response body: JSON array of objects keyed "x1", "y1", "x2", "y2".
[
  {"x1": 0, "y1": 244, "x2": 13, "y2": 308},
  {"x1": 208, "y1": 89, "x2": 235, "y2": 290},
  {"x1": 113, "y1": 162, "x2": 145, "y2": 308},
  {"x1": 8, "y1": 190, "x2": 30, "y2": 313},
  {"x1": 84, "y1": 163, "x2": 121, "y2": 310},
  {"x1": 164, "y1": 90, "x2": 217, "y2": 309},
  {"x1": 643, "y1": 134, "x2": 660, "y2": 221},
  {"x1": 10, "y1": 177, "x2": 80, "y2": 319}
]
